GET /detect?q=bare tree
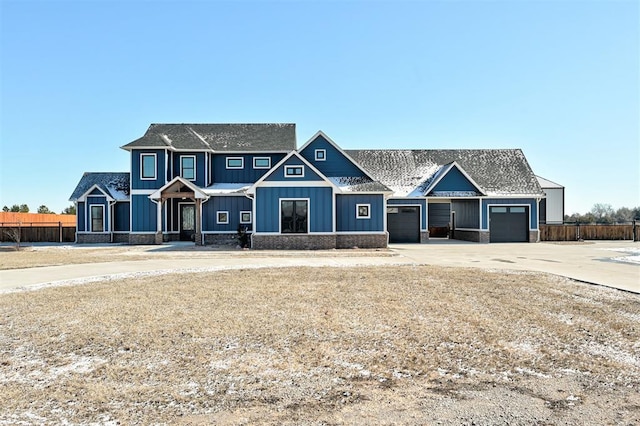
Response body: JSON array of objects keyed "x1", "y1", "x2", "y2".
[{"x1": 3, "y1": 224, "x2": 22, "y2": 251}]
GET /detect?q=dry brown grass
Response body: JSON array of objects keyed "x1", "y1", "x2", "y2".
[
  {"x1": 0, "y1": 245, "x2": 393, "y2": 270},
  {"x1": 1, "y1": 266, "x2": 639, "y2": 425}
]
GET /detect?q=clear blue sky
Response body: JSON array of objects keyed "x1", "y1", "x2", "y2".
[{"x1": 1, "y1": 0, "x2": 638, "y2": 215}]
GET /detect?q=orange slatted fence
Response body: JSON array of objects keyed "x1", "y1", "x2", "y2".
[{"x1": 0, "y1": 212, "x2": 76, "y2": 226}]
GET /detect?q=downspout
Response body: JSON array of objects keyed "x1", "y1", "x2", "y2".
[
  {"x1": 74, "y1": 201, "x2": 78, "y2": 243},
  {"x1": 109, "y1": 200, "x2": 117, "y2": 243},
  {"x1": 245, "y1": 193, "x2": 255, "y2": 248}
]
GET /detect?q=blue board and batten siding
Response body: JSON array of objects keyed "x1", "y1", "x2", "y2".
[
  {"x1": 429, "y1": 167, "x2": 479, "y2": 194},
  {"x1": 481, "y1": 198, "x2": 538, "y2": 230},
  {"x1": 131, "y1": 195, "x2": 157, "y2": 232},
  {"x1": 171, "y1": 152, "x2": 207, "y2": 187},
  {"x1": 77, "y1": 202, "x2": 86, "y2": 231},
  {"x1": 265, "y1": 156, "x2": 325, "y2": 182},
  {"x1": 202, "y1": 196, "x2": 253, "y2": 232},
  {"x1": 86, "y1": 196, "x2": 109, "y2": 232},
  {"x1": 212, "y1": 154, "x2": 286, "y2": 183},
  {"x1": 336, "y1": 194, "x2": 384, "y2": 232},
  {"x1": 131, "y1": 149, "x2": 166, "y2": 189},
  {"x1": 387, "y1": 198, "x2": 427, "y2": 230},
  {"x1": 300, "y1": 135, "x2": 367, "y2": 177},
  {"x1": 255, "y1": 187, "x2": 333, "y2": 233},
  {"x1": 451, "y1": 199, "x2": 480, "y2": 229},
  {"x1": 114, "y1": 202, "x2": 131, "y2": 232}
]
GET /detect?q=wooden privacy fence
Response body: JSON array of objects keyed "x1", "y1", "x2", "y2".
[
  {"x1": 0, "y1": 222, "x2": 76, "y2": 243},
  {"x1": 540, "y1": 224, "x2": 640, "y2": 242}
]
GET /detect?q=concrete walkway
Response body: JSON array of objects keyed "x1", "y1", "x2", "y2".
[{"x1": 0, "y1": 241, "x2": 638, "y2": 293}]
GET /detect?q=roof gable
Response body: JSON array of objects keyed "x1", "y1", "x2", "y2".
[
  {"x1": 345, "y1": 149, "x2": 544, "y2": 197},
  {"x1": 248, "y1": 151, "x2": 336, "y2": 194},
  {"x1": 299, "y1": 131, "x2": 369, "y2": 178},
  {"x1": 70, "y1": 172, "x2": 130, "y2": 202},
  {"x1": 121, "y1": 123, "x2": 296, "y2": 152},
  {"x1": 423, "y1": 162, "x2": 484, "y2": 197},
  {"x1": 149, "y1": 176, "x2": 209, "y2": 200}
]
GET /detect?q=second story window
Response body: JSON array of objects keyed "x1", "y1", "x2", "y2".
[
  {"x1": 315, "y1": 149, "x2": 326, "y2": 161},
  {"x1": 181, "y1": 156, "x2": 196, "y2": 181},
  {"x1": 253, "y1": 157, "x2": 271, "y2": 169},
  {"x1": 140, "y1": 153, "x2": 157, "y2": 180},
  {"x1": 284, "y1": 165, "x2": 304, "y2": 178},
  {"x1": 226, "y1": 157, "x2": 244, "y2": 169}
]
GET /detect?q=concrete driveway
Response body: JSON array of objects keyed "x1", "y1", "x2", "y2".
[
  {"x1": 391, "y1": 240, "x2": 640, "y2": 293},
  {"x1": 0, "y1": 241, "x2": 638, "y2": 294}
]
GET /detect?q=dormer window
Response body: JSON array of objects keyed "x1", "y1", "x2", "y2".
[
  {"x1": 315, "y1": 149, "x2": 326, "y2": 161},
  {"x1": 284, "y1": 165, "x2": 304, "y2": 178},
  {"x1": 226, "y1": 157, "x2": 244, "y2": 169},
  {"x1": 180, "y1": 156, "x2": 196, "y2": 181}
]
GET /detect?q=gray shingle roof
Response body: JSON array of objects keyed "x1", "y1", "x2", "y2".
[
  {"x1": 121, "y1": 123, "x2": 296, "y2": 152},
  {"x1": 327, "y1": 176, "x2": 391, "y2": 193},
  {"x1": 345, "y1": 149, "x2": 544, "y2": 197},
  {"x1": 69, "y1": 172, "x2": 130, "y2": 201}
]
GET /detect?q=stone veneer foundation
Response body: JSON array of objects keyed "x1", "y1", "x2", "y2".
[
  {"x1": 204, "y1": 233, "x2": 241, "y2": 246},
  {"x1": 252, "y1": 233, "x2": 387, "y2": 250},
  {"x1": 76, "y1": 233, "x2": 111, "y2": 244}
]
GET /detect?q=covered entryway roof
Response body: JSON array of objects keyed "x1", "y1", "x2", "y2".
[{"x1": 149, "y1": 177, "x2": 208, "y2": 201}]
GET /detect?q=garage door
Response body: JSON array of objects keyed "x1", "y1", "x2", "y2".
[
  {"x1": 387, "y1": 206, "x2": 420, "y2": 243},
  {"x1": 489, "y1": 206, "x2": 528, "y2": 242}
]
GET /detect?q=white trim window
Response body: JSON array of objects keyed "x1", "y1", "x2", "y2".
[
  {"x1": 280, "y1": 199, "x2": 308, "y2": 233},
  {"x1": 90, "y1": 204, "x2": 105, "y2": 232},
  {"x1": 217, "y1": 211, "x2": 229, "y2": 224},
  {"x1": 356, "y1": 204, "x2": 371, "y2": 219},
  {"x1": 253, "y1": 157, "x2": 271, "y2": 169},
  {"x1": 140, "y1": 153, "x2": 157, "y2": 180},
  {"x1": 284, "y1": 165, "x2": 304, "y2": 178},
  {"x1": 240, "y1": 211, "x2": 252, "y2": 224},
  {"x1": 180, "y1": 155, "x2": 196, "y2": 181},
  {"x1": 315, "y1": 149, "x2": 326, "y2": 161},
  {"x1": 226, "y1": 157, "x2": 244, "y2": 169}
]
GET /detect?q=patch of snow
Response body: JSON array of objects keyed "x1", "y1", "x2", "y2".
[
  {"x1": 514, "y1": 367, "x2": 551, "y2": 378},
  {"x1": 203, "y1": 183, "x2": 252, "y2": 195},
  {"x1": 582, "y1": 341, "x2": 640, "y2": 368},
  {"x1": 602, "y1": 247, "x2": 640, "y2": 264}
]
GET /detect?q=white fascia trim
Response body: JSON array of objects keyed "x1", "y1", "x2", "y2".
[
  {"x1": 121, "y1": 145, "x2": 175, "y2": 152},
  {"x1": 77, "y1": 184, "x2": 114, "y2": 202},
  {"x1": 257, "y1": 181, "x2": 334, "y2": 188},
  {"x1": 298, "y1": 130, "x2": 379, "y2": 183},
  {"x1": 247, "y1": 151, "x2": 339, "y2": 194},
  {"x1": 131, "y1": 189, "x2": 156, "y2": 195}
]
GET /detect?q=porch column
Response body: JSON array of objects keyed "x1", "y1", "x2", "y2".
[
  {"x1": 195, "y1": 198, "x2": 202, "y2": 246},
  {"x1": 155, "y1": 199, "x2": 163, "y2": 244}
]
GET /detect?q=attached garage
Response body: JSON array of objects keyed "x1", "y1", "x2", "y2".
[
  {"x1": 489, "y1": 206, "x2": 529, "y2": 242},
  {"x1": 387, "y1": 206, "x2": 420, "y2": 243},
  {"x1": 428, "y1": 202, "x2": 451, "y2": 237}
]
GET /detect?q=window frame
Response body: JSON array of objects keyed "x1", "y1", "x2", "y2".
[
  {"x1": 226, "y1": 157, "x2": 244, "y2": 169},
  {"x1": 253, "y1": 157, "x2": 271, "y2": 169},
  {"x1": 140, "y1": 153, "x2": 157, "y2": 180},
  {"x1": 180, "y1": 155, "x2": 196, "y2": 181},
  {"x1": 216, "y1": 211, "x2": 229, "y2": 225},
  {"x1": 280, "y1": 198, "x2": 309, "y2": 234},
  {"x1": 315, "y1": 149, "x2": 326, "y2": 161},
  {"x1": 356, "y1": 204, "x2": 371, "y2": 219},
  {"x1": 240, "y1": 211, "x2": 252, "y2": 224},
  {"x1": 284, "y1": 165, "x2": 304, "y2": 178},
  {"x1": 90, "y1": 204, "x2": 105, "y2": 233}
]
